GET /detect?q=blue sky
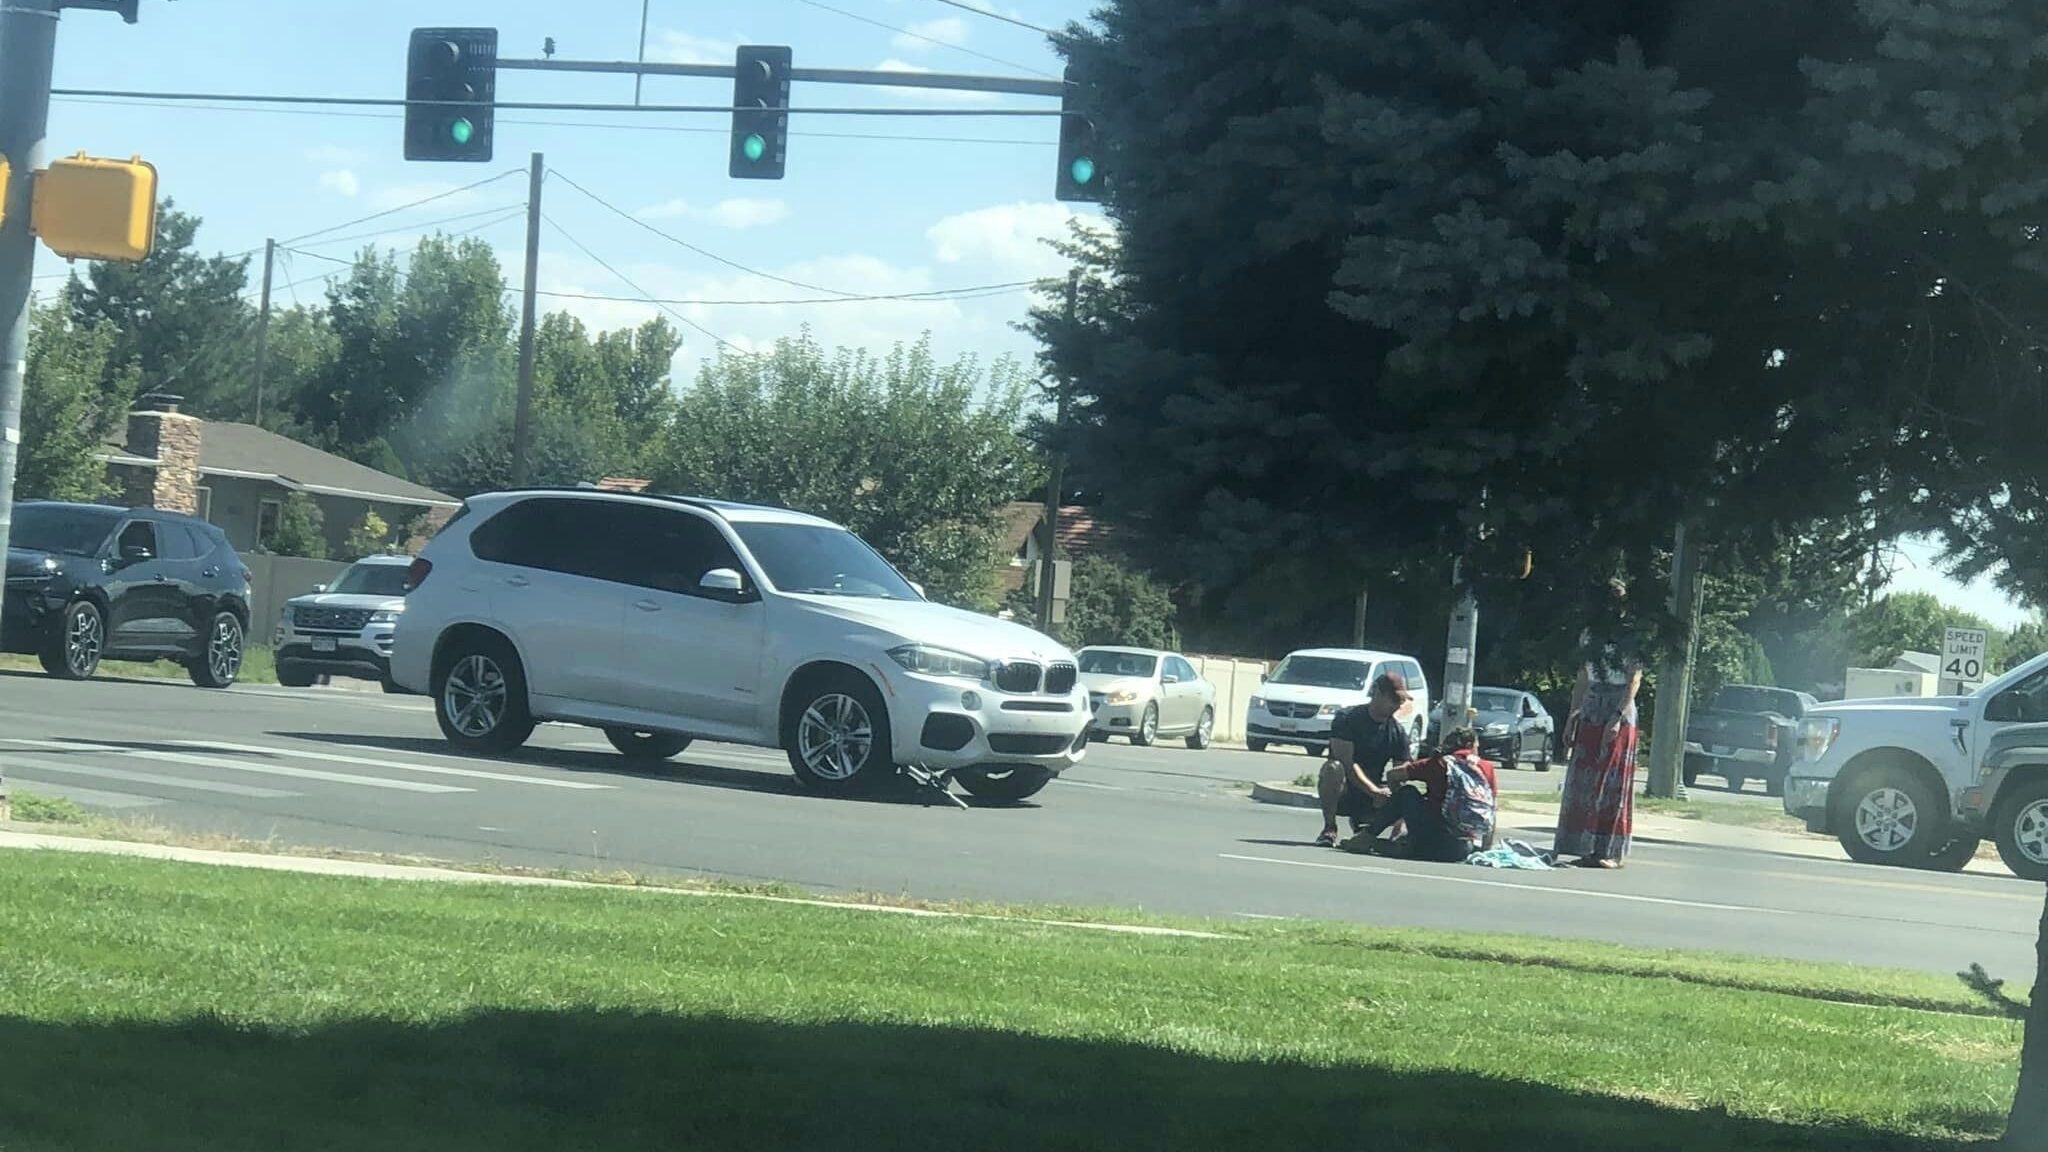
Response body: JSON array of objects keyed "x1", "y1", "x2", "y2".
[{"x1": 38, "y1": 0, "x2": 2035, "y2": 628}]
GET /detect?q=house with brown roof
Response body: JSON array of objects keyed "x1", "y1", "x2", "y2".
[
  {"x1": 99, "y1": 395, "x2": 461, "y2": 557},
  {"x1": 999, "y1": 500, "x2": 1119, "y2": 593}
]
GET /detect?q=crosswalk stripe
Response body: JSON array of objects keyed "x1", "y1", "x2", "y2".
[
  {"x1": 9, "y1": 778, "x2": 166, "y2": 810},
  {"x1": 0, "y1": 739, "x2": 469, "y2": 794},
  {"x1": 5, "y1": 756, "x2": 298, "y2": 799},
  {"x1": 168, "y1": 740, "x2": 615, "y2": 791}
]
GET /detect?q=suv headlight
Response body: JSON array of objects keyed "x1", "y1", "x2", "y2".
[
  {"x1": 1318, "y1": 704, "x2": 1340, "y2": 717},
  {"x1": 887, "y1": 645, "x2": 990, "y2": 682},
  {"x1": 1798, "y1": 717, "x2": 1840, "y2": 764},
  {"x1": 369, "y1": 610, "x2": 401, "y2": 625},
  {"x1": 1249, "y1": 695, "x2": 1266, "y2": 711}
]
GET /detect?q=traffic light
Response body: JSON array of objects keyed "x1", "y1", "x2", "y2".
[
  {"x1": 1056, "y1": 65, "x2": 1102, "y2": 203},
  {"x1": 405, "y1": 27, "x2": 498, "y2": 162},
  {"x1": 32, "y1": 153, "x2": 158, "y2": 262},
  {"x1": 730, "y1": 45, "x2": 792, "y2": 179}
]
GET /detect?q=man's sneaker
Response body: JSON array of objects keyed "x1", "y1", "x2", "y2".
[{"x1": 1314, "y1": 828, "x2": 1339, "y2": 848}]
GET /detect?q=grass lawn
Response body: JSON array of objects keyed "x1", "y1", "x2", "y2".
[
  {"x1": 0, "y1": 851, "x2": 2020, "y2": 1151},
  {"x1": 0, "y1": 643, "x2": 277, "y2": 685}
]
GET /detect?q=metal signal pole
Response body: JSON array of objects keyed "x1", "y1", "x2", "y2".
[
  {"x1": 510, "y1": 152, "x2": 542, "y2": 486},
  {"x1": 1036, "y1": 269, "x2": 1079, "y2": 634}
]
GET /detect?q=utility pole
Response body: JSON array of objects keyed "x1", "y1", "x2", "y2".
[
  {"x1": 1441, "y1": 558, "x2": 1479, "y2": 747},
  {"x1": 1036, "y1": 269, "x2": 1080, "y2": 634},
  {"x1": 0, "y1": 0, "x2": 56, "y2": 819},
  {"x1": 510, "y1": 152, "x2": 542, "y2": 486},
  {"x1": 1351, "y1": 582, "x2": 1368, "y2": 648},
  {"x1": 251, "y1": 238, "x2": 274, "y2": 425},
  {"x1": 634, "y1": 0, "x2": 651, "y2": 106},
  {"x1": 1645, "y1": 521, "x2": 1704, "y2": 799}
]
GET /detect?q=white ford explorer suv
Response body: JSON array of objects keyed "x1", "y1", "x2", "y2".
[
  {"x1": 389, "y1": 489, "x2": 1090, "y2": 801},
  {"x1": 1786, "y1": 651, "x2": 2048, "y2": 879}
]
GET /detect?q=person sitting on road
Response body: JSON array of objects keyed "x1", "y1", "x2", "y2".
[
  {"x1": 1343, "y1": 727, "x2": 1499, "y2": 862},
  {"x1": 1314, "y1": 672, "x2": 1415, "y2": 847}
]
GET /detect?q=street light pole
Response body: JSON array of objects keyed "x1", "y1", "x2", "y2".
[{"x1": 1036, "y1": 269, "x2": 1079, "y2": 634}]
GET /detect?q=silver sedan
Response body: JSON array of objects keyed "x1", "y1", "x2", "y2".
[{"x1": 1077, "y1": 645, "x2": 1219, "y2": 749}]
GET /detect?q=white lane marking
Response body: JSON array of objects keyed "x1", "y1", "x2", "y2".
[
  {"x1": 1233, "y1": 912, "x2": 1294, "y2": 921},
  {"x1": 167, "y1": 740, "x2": 614, "y2": 791},
  {"x1": 6, "y1": 757, "x2": 297, "y2": 799},
  {"x1": 1217, "y1": 853, "x2": 1795, "y2": 916},
  {"x1": 1, "y1": 739, "x2": 469, "y2": 795},
  {"x1": 1055, "y1": 778, "x2": 1125, "y2": 791},
  {"x1": 8, "y1": 778, "x2": 165, "y2": 810}
]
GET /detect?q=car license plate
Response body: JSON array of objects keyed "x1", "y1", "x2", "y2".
[
  {"x1": 1277, "y1": 720, "x2": 1297, "y2": 732},
  {"x1": 311, "y1": 637, "x2": 337, "y2": 653}
]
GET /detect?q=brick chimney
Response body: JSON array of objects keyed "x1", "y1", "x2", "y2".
[{"x1": 125, "y1": 393, "x2": 203, "y2": 514}]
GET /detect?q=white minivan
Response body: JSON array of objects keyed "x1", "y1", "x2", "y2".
[{"x1": 1244, "y1": 647, "x2": 1431, "y2": 756}]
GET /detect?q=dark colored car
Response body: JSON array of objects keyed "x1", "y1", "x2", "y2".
[
  {"x1": 1, "y1": 500, "x2": 254, "y2": 687},
  {"x1": 1433, "y1": 687, "x2": 1556, "y2": 770},
  {"x1": 1683, "y1": 683, "x2": 1818, "y2": 795}
]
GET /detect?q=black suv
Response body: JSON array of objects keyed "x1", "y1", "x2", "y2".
[{"x1": 2, "y1": 500, "x2": 254, "y2": 687}]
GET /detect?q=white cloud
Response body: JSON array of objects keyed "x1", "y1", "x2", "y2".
[
  {"x1": 927, "y1": 202, "x2": 1108, "y2": 278},
  {"x1": 892, "y1": 16, "x2": 970, "y2": 52},
  {"x1": 707, "y1": 198, "x2": 789, "y2": 230},
  {"x1": 633, "y1": 197, "x2": 788, "y2": 230},
  {"x1": 649, "y1": 30, "x2": 740, "y2": 66},
  {"x1": 872, "y1": 59, "x2": 1003, "y2": 105},
  {"x1": 317, "y1": 169, "x2": 361, "y2": 198},
  {"x1": 637, "y1": 197, "x2": 692, "y2": 221}
]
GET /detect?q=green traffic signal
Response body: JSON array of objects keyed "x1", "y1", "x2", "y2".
[
  {"x1": 1070, "y1": 157, "x2": 1096, "y2": 186},
  {"x1": 743, "y1": 133, "x2": 766, "y2": 163},
  {"x1": 450, "y1": 118, "x2": 474, "y2": 146}
]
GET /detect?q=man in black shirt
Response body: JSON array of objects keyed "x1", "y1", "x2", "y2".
[{"x1": 1314, "y1": 671, "x2": 1415, "y2": 847}]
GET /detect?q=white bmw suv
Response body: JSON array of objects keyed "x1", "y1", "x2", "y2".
[{"x1": 389, "y1": 489, "x2": 1090, "y2": 801}]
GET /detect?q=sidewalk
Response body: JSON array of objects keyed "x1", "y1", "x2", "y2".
[{"x1": 1249, "y1": 781, "x2": 2014, "y2": 877}]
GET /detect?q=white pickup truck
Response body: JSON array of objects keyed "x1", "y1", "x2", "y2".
[{"x1": 1785, "y1": 651, "x2": 2048, "y2": 879}]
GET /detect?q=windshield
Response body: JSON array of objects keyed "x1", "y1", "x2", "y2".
[
  {"x1": 1471, "y1": 690, "x2": 1519, "y2": 714},
  {"x1": 1713, "y1": 686, "x2": 1804, "y2": 716},
  {"x1": 328, "y1": 562, "x2": 412, "y2": 597},
  {"x1": 732, "y1": 521, "x2": 919, "y2": 600},
  {"x1": 10, "y1": 504, "x2": 117, "y2": 557},
  {"x1": 1269, "y1": 656, "x2": 1372, "y2": 690},
  {"x1": 1079, "y1": 650, "x2": 1159, "y2": 677}
]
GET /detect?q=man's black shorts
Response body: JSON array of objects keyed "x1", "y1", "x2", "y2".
[{"x1": 1335, "y1": 785, "x2": 1379, "y2": 827}]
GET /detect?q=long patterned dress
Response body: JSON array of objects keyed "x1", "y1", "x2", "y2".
[{"x1": 1555, "y1": 651, "x2": 1639, "y2": 860}]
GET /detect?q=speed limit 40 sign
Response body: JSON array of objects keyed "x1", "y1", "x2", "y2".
[{"x1": 1943, "y1": 627, "x2": 1989, "y2": 695}]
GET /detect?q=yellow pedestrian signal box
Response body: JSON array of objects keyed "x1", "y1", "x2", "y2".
[{"x1": 32, "y1": 153, "x2": 159, "y2": 262}]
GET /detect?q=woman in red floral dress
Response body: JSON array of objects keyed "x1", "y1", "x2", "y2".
[{"x1": 1556, "y1": 580, "x2": 1645, "y2": 869}]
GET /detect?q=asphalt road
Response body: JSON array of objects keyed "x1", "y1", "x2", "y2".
[{"x1": 1, "y1": 669, "x2": 2038, "y2": 978}]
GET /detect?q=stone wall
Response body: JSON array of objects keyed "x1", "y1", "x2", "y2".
[{"x1": 124, "y1": 408, "x2": 203, "y2": 514}]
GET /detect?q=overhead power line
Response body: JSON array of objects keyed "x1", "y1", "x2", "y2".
[
  {"x1": 51, "y1": 88, "x2": 1062, "y2": 117},
  {"x1": 926, "y1": 0, "x2": 1061, "y2": 37},
  {"x1": 790, "y1": 0, "x2": 1055, "y2": 77},
  {"x1": 280, "y1": 170, "x2": 525, "y2": 245},
  {"x1": 548, "y1": 168, "x2": 863, "y2": 298},
  {"x1": 540, "y1": 213, "x2": 738, "y2": 352},
  {"x1": 286, "y1": 204, "x2": 531, "y2": 252},
  {"x1": 54, "y1": 95, "x2": 1055, "y2": 146}
]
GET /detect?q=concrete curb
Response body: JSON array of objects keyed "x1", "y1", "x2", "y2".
[{"x1": 1251, "y1": 781, "x2": 1320, "y2": 809}]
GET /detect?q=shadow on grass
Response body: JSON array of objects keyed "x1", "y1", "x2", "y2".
[
  {"x1": 0, "y1": 1009, "x2": 1990, "y2": 1152},
  {"x1": 266, "y1": 731, "x2": 1037, "y2": 810}
]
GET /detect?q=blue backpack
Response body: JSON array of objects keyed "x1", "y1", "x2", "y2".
[{"x1": 1441, "y1": 751, "x2": 1496, "y2": 844}]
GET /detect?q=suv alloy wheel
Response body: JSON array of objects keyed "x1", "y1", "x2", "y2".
[
  {"x1": 189, "y1": 611, "x2": 245, "y2": 689},
  {"x1": 433, "y1": 636, "x2": 536, "y2": 754},
  {"x1": 40, "y1": 600, "x2": 104, "y2": 680},
  {"x1": 786, "y1": 671, "x2": 893, "y2": 793}
]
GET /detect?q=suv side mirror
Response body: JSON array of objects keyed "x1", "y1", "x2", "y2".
[
  {"x1": 908, "y1": 580, "x2": 925, "y2": 599},
  {"x1": 311, "y1": 584, "x2": 328, "y2": 594},
  {"x1": 699, "y1": 568, "x2": 749, "y2": 600},
  {"x1": 118, "y1": 543, "x2": 153, "y2": 566}
]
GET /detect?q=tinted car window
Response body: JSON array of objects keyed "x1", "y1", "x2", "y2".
[
  {"x1": 730, "y1": 520, "x2": 917, "y2": 600},
  {"x1": 1399, "y1": 661, "x2": 1427, "y2": 692},
  {"x1": 116, "y1": 520, "x2": 159, "y2": 560},
  {"x1": 599, "y1": 504, "x2": 745, "y2": 595},
  {"x1": 1269, "y1": 656, "x2": 1371, "y2": 690},
  {"x1": 156, "y1": 522, "x2": 202, "y2": 561},
  {"x1": 329, "y1": 562, "x2": 413, "y2": 597},
  {"x1": 1079, "y1": 650, "x2": 1159, "y2": 677},
  {"x1": 469, "y1": 498, "x2": 606, "y2": 575},
  {"x1": 1169, "y1": 657, "x2": 1198, "y2": 681},
  {"x1": 11, "y1": 504, "x2": 118, "y2": 556}
]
